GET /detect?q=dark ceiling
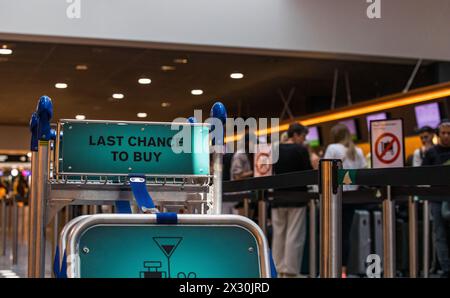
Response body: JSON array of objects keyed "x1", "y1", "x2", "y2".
[{"x1": 0, "y1": 40, "x2": 439, "y2": 126}]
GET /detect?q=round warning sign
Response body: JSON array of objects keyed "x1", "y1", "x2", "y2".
[
  {"x1": 370, "y1": 119, "x2": 404, "y2": 169},
  {"x1": 254, "y1": 144, "x2": 273, "y2": 177},
  {"x1": 374, "y1": 132, "x2": 401, "y2": 164}
]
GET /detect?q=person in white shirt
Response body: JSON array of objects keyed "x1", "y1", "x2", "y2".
[
  {"x1": 412, "y1": 126, "x2": 435, "y2": 167},
  {"x1": 324, "y1": 123, "x2": 367, "y2": 190},
  {"x1": 323, "y1": 123, "x2": 367, "y2": 276}
]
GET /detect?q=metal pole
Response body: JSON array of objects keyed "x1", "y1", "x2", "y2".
[
  {"x1": 28, "y1": 151, "x2": 39, "y2": 277},
  {"x1": 1, "y1": 198, "x2": 7, "y2": 256},
  {"x1": 408, "y1": 196, "x2": 418, "y2": 277},
  {"x1": 12, "y1": 198, "x2": 19, "y2": 265},
  {"x1": 243, "y1": 198, "x2": 250, "y2": 218},
  {"x1": 309, "y1": 198, "x2": 317, "y2": 278},
  {"x1": 34, "y1": 141, "x2": 49, "y2": 277},
  {"x1": 51, "y1": 212, "x2": 59, "y2": 278},
  {"x1": 422, "y1": 200, "x2": 430, "y2": 278},
  {"x1": 212, "y1": 152, "x2": 223, "y2": 215},
  {"x1": 319, "y1": 159, "x2": 342, "y2": 278},
  {"x1": 257, "y1": 190, "x2": 267, "y2": 235},
  {"x1": 382, "y1": 186, "x2": 396, "y2": 278}
]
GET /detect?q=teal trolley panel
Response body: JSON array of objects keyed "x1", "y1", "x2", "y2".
[
  {"x1": 58, "y1": 121, "x2": 209, "y2": 175},
  {"x1": 78, "y1": 225, "x2": 262, "y2": 278}
]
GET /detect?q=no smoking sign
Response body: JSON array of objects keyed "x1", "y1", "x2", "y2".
[
  {"x1": 370, "y1": 119, "x2": 404, "y2": 168},
  {"x1": 374, "y1": 132, "x2": 401, "y2": 164}
]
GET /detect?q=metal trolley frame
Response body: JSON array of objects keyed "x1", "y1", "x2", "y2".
[{"x1": 28, "y1": 96, "x2": 227, "y2": 278}]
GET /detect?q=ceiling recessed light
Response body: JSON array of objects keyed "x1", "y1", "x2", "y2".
[
  {"x1": 191, "y1": 89, "x2": 203, "y2": 96},
  {"x1": 138, "y1": 78, "x2": 151, "y2": 85},
  {"x1": 11, "y1": 169, "x2": 18, "y2": 177},
  {"x1": 137, "y1": 112, "x2": 148, "y2": 118},
  {"x1": 161, "y1": 65, "x2": 176, "y2": 71},
  {"x1": 230, "y1": 72, "x2": 244, "y2": 79},
  {"x1": 0, "y1": 46, "x2": 12, "y2": 55},
  {"x1": 55, "y1": 83, "x2": 68, "y2": 89},
  {"x1": 75, "y1": 115, "x2": 86, "y2": 120},
  {"x1": 173, "y1": 58, "x2": 188, "y2": 64},
  {"x1": 112, "y1": 93, "x2": 124, "y2": 99},
  {"x1": 161, "y1": 102, "x2": 171, "y2": 108},
  {"x1": 75, "y1": 64, "x2": 88, "y2": 70},
  {"x1": 27, "y1": 152, "x2": 32, "y2": 158}
]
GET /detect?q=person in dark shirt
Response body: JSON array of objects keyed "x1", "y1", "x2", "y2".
[
  {"x1": 271, "y1": 123, "x2": 312, "y2": 277},
  {"x1": 422, "y1": 120, "x2": 450, "y2": 277}
]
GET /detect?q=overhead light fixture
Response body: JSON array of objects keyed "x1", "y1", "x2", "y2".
[
  {"x1": 161, "y1": 65, "x2": 176, "y2": 71},
  {"x1": 0, "y1": 45, "x2": 12, "y2": 55},
  {"x1": 225, "y1": 82, "x2": 450, "y2": 143},
  {"x1": 75, "y1": 64, "x2": 88, "y2": 70},
  {"x1": 137, "y1": 112, "x2": 148, "y2": 118},
  {"x1": 173, "y1": 58, "x2": 188, "y2": 64},
  {"x1": 75, "y1": 115, "x2": 86, "y2": 120},
  {"x1": 138, "y1": 78, "x2": 151, "y2": 85},
  {"x1": 112, "y1": 93, "x2": 124, "y2": 99},
  {"x1": 230, "y1": 72, "x2": 244, "y2": 79},
  {"x1": 11, "y1": 169, "x2": 18, "y2": 177},
  {"x1": 27, "y1": 152, "x2": 32, "y2": 158},
  {"x1": 161, "y1": 102, "x2": 171, "y2": 108},
  {"x1": 191, "y1": 89, "x2": 203, "y2": 96},
  {"x1": 55, "y1": 83, "x2": 68, "y2": 89}
]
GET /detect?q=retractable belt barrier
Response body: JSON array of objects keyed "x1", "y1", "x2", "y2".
[
  {"x1": 223, "y1": 165, "x2": 450, "y2": 201},
  {"x1": 223, "y1": 163, "x2": 450, "y2": 278}
]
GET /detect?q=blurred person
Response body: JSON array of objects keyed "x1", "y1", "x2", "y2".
[
  {"x1": 226, "y1": 133, "x2": 255, "y2": 215},
  {"x1": 272, "y1": 123, "x2": 312, "y2": 277},
  {"x1": 280, "y1": 131, "x2": 289, "y2": 144},
  {"x1": 323, "y1": 123, "x2": 367, "y2": 276},
  {"x1": 230, "y1": 132, "x2": 255, "y2": 180},
  {"x1": 422, "y1": 120, "x2": 450, "y2": 278},
  {"x1": 13, "y1": 174, "x2": 29, "y2": 204},
  {"x1": 0, "y1": 177, "x2": 7, "y2": 200},
  {"x1": 413, "y1": 126, "x2": 435, "y2": 167},
  {"x1": 307, "y1": 145, "x2": 320, "y2": 170}
]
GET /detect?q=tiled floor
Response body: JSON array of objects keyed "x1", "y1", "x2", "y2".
[
  {"x1": 0, "y1": 238, "x2": 54, "y2": 278},
  {"x1": 1, "y1": 226, "x2": 53, "y2": 278}
]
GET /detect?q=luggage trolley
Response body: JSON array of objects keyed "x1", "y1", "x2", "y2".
[{"x1": 28, "y1": 95, "x2": 271, "y2": 278}]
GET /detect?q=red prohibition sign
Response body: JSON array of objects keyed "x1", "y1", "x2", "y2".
[
  {"x1": 256, "y1": 152, "x2": 271, "y2": 175},
  {"x1": 375, "y1": 132, "x2": 401, "y2": 164}
]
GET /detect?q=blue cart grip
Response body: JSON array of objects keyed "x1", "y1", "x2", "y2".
[
  {"x1": 29, "y1": 112, "x2": 39, "y2": 152},
  {"x1": 210, "y1": 102, "x2": 227, "y2": 146},
  {"x1": 50, "y1": 129, "x2": 57, "y2": 141},
  {"x1": 36, "y1": 95, "x2": 53, "y2": 141},
  {"x1": 187, "y1": 116, "x2": 197, "y2": 124}
]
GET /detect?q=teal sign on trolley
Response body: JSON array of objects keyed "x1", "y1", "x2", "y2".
[
  {"x1": 78, "y1": 225, "x2": 262, "y2": 278},
  {"x1": 58, "y1": 121, "x2": 210, "y2": 175}
]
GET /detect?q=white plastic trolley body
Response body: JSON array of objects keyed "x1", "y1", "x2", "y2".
[{"x1": 63, "y1": 214, "x2": 271, "y2": 278}]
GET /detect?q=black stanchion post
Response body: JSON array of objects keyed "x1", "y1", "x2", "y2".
[{"x1": 319, "y1": 159, "x2": 342, "y2": 278}]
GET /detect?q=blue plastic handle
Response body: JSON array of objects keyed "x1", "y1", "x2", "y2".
[
  {"x1": 210, "y1": 102, "x2": 227, "y2": 124},
  {"x1": 187, "y1": 116, "x2": 197, "y2": 124},
  {"x1": 29, "y1": 112, "x2": 39, "y2": 152},
  {"x1": 36, "y1": 96, "x2": 53, "y2": 141},
  {"x1": 50, "y1": 129, "x2": 57, "y2": 141},
  {"x1": 210, "y1": 102, "x2": 227, "y2": 146}
]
